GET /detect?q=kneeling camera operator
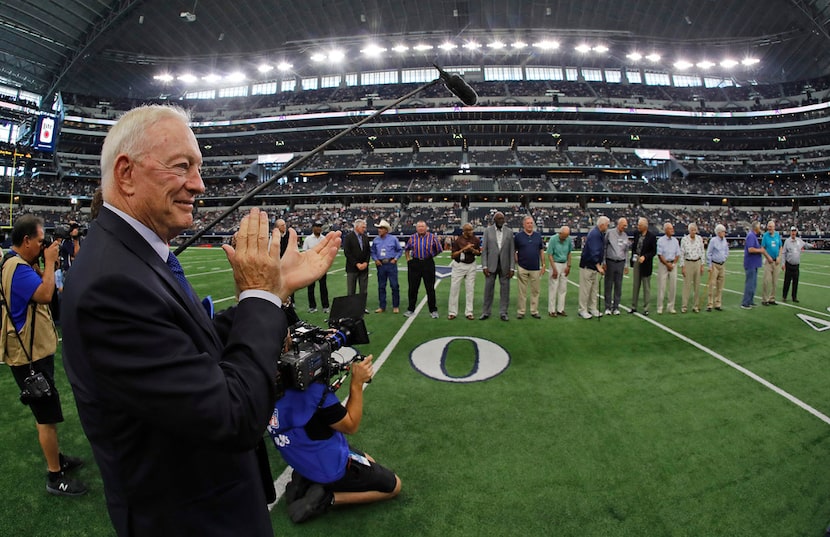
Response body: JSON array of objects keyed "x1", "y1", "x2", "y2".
[{"x1": 267, "y1": 300, "x2": 401, "y2": 523}]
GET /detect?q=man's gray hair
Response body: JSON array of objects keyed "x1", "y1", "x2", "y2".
[
  {"x1": 101, "y1": 105, "x2": 191, "y2": 197},
  {"x1": 354, "y1": 218, "x2": 366, "y2": 227},
  {"x1": 714, "y1": 224, "x2": 726, "y2": 234},
  {"x1": 597, "y1": 216, "x2": 610, "y2": 227}
]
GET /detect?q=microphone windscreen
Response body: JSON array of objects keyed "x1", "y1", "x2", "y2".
[{"x1": 444, "y1": 74, "x2": 478, "y2": 106}]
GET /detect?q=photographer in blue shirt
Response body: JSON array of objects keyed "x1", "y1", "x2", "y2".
[{"x1": 268, "y1": 354, "x2": 401, "y2": 523}]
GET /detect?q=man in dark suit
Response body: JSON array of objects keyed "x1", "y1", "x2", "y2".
[
  {"x1": 60, "y1": 105, "x2": 341, "y2": 537},
  {"x1": 630, "y1": 216, "x2": 658, "y2": 315},
  {"x1": 343, "y1": 218, "x2": 370, "y2": 296},
  {"x1": 480, "y1": 211, "x2": 515, "y2": 321}
]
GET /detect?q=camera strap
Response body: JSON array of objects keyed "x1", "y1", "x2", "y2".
[{"x1": 0, "y1": 252, "x2": 39, "y2": 373}]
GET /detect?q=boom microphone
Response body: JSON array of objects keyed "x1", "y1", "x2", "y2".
[{"x1": 433, "y1": 64, "x2": 478, "y2": 106}]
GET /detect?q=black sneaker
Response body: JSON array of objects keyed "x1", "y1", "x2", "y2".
[
  {"x1": 284, "y1": 471, "x2": 313, "y2": 505},
  {"x1": 60, "y1": 454, "x2": 84, "y2": 473},
  {"x1": 47, "y1": 473, "x2": 88, "y2": 496},
  {"x1": 287, "y1": 484, "x2": 332, "y2": 523}
]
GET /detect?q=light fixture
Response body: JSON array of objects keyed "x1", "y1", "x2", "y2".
[
  {"x1": 720, "y1": 59, "x2": 738, "y2": 68},
  {"x1": 646, "y1": 53, "x2": 661, "y2": 62},
  {"x1": 463, "y1": 41, "x2": 481, "y2": 50},
  {"x1": 673, "y1": 60, "x2": 693, "y2": 70},
  {"x1": 742, "y1": 57, "x2": 760, "y2": 66},
  {"x1": 277, "y1": 62, "x2": 293, "y2": 72},
  {"x1": 391, "y1": 44, "x2": 409, "y2": 53},
  {"x1": 438, "y1": 42, "x2": 457, "y2": 51},
  {"x1": 488, "y1": 41, "x2": 505, "y2": 49},
  {"x1": 413, "y1": 43, "x2": 433, "y2": 51},
  {"x1": 534, "y1": 40, "x2": 560, "y2": 50},
  {"x1": 153, "y1": 74, "x2": 174, "y2": 82},
  {"x1": 202, "y1": 73, "x2": 222, "y2": 83},
  {"x1": 574, "y1": 44, "x2": 591, "y2": 53},
  {"x1": 328, "y1": 49, "x2": 345, "y2": 62},
  {"x1": 696, "y1": 60, "x2": 715, "y2": 69},
  {"x1": 512, "y1": 41, "x2": 528, "y2": 49},
  {"x1": 177, "y1": 74, "x2": 198, "y2": 83},
  {"x1": 257, "y1": 63, "x2": 273, "y2": 73},
  {"x1": 626, "y1": 52, "x2": 643, "y2": 61},
  {"x1": 361, "y1": 44, "x2": 387, "y2": 57},
  {"x1": 226, "y1": 71, "x2": 246, "y2": 82},
  {"x1": 310, "y1": 53, "x2": 326, "y2": 62},
  {"x1": 593, "y1": 45, "x2": 609, "y2": 53}
]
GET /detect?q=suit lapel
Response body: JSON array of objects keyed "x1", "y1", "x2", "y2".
[{"x1": 96, "y1": 209, "x2": 220, "y2": 344}]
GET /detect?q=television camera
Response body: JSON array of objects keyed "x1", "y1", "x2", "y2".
[{"x1": 276, "y1": 312, "x2": 369, "y2": 398}]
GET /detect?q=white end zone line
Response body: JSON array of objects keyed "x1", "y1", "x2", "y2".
[
  {"x1": 268, "y1": 273, "x2": 446, "y2": 510},
  {"x1": 568, "y1": 278, "x2": 830, "y2": 427}
]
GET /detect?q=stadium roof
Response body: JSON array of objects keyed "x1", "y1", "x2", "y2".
[{"x1": 2, "y1": 0, "x2": 830, "y2": 102}]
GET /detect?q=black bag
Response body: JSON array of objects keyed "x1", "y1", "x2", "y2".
[{"x1": 20, "y1": 370, "x2": 52, "y2": 405}]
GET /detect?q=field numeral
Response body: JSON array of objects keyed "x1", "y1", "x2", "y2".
[{"x1": 409, "y1": 337, "x2": 510, "y2": 383}]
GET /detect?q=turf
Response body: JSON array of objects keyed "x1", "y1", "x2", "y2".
[{"x1": 2, "y1": 247, "x2": 829, "y2": 537}]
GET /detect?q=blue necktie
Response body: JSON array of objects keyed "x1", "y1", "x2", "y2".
[{"x1": 166, "y1": 252, "x2": 197, "y2": 302}]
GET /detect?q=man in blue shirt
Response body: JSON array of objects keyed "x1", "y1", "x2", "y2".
[
  {"x1": 513, "y1": 216, "x2": 546, "y2": 319},
  {"x1": 760, "y1": 220, "x2": 782, "y2": 305},
  {"x1": 268, "y1": 355, "x2": 401, "y2": 523},
  {"x1": 404, "y1": 221, "x2": 444, "y2": 318},
  {"x1": 578, "y1": 216, "x2": 609, "y2": 319},
  {"x1": 741, "y1": 222, "x2": 764, "y2": 309},
  {"x1": 370, "y1": 220, "x2": 402, "y2": 314},
  {"x1": 656, "y1": 222, "x2": 681, "y2": 314}
]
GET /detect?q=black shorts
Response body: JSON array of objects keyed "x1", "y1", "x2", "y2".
[
  {"x1": 325, "y1": 447, "x2": 397, "y2": 494},
  {"x1": 10, "y1": 355, "x2": 64, "y2": 425}
]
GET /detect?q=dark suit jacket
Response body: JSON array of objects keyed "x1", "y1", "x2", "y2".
[
  {"x1": 633, "y1": 230, "x2": 658, "y2": 277},
  {"x1": 61, "y1": 207, "x2": 284, "y2": 537},
  {"x1": 343, "y1": 231, "x2": 370, "y2": 273}
]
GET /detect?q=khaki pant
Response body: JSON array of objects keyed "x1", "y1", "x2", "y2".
[
  {"x1": 578, "y1": 267, "x2": 600, "y2": 315},
  {"x1": 681, "y1": 259, "x2": 703, "y2": 310},
  {"x1": 548, "y1": 262, "x2": 569, "y2": 314},
  {"x1": 656, "y1": 262, "x2": 678, "y2": 313},
  {"x1": 516, "y1": 266, "x2": 542, "y2": 316},
  {"x1": 762, "y1": 259, "x2": 780, "y2": 303},
  {"x1": 448, "y1": 261, "x2": 477, "y2": 317},
  {"x1": 706, "y1": 263, "x2": 726, "y2": 309}
]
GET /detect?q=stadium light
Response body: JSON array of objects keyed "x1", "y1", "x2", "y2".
[
  {"x1": 574, "y1": 44, "x2": 591, "y2": 53},
  {"x1": 674, "y1": 60, "x2": 693, "y2": 71},
  {"x1": 626, "y1": 52, "x2": 643, "y2": 61},
  {"x1": 153, "y1": 74, "x2": 174, "y2": 82},
  {"x1": 439, "y1": 42, "x2": 457, "y2": 51},
  {"x1": 328, "y1": 49, "x2": 346, "y2": 62},
  {"x1": 488, "y1": 41, "x2": 506, "y2": 50},
  {"x1": 257, "y1": 63, "x2": 274, "y2": 74},
  {"x1": 277, "y1": 62, "x2": 293, "y2": 71},
  {"x1": 226, "y1": 71, "x2": 246, "y2": 82},
  {"x1": 593, "y1": 45, "x2": 609, "y2": 53},
  {"x1": 413, "y1": 43, "x2": 433, "y2": 51},
  {"x1": 696, "y1": 60, "x2": 715, "y2": 69},
  {"x1": 177, "y1": 73, "x2": 198, "y2": 84},
  {"x1": 391, "y1": 44, "x2": 409, "y2": 53},
  {"x1": 202, "y1": 73, "x2": 222, "y2": 83},
  {"x1": 361, "y1": 44, "x2": 387, "y2": 57},
  {"x1": 463, "y1": 41, "x2": 481, "y2": 50},
  {"x1": 720, "y1": 59, "x2": 738, "y2": 68},
  {"x1": 742, "y1": 57, "x2": 760, "y2": 66},
  {"x1": 534, "y1": 40, "x2": 560, "y2": 50},
  {"x1": 646, "y1": 53, "x2": 661, "y2": 62},
  {"x1": 512, "y1": 41, "x2": 528, "y2": 49},
  {"x1": 310, "y1": 53, "x2": 326, "y2": 62}
]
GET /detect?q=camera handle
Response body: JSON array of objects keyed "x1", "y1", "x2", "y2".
[{"x1": 327, "y1": 352, "x2": 370, "y2": 392}]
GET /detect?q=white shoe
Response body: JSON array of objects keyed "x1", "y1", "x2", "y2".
[
  {"x1": 613, "y1": 309, "x2": 621, "y2": 315},
  {"x1": 430, "y1": 311, "x2": 439, "y2": 319},
  {"x1": 604, "y1": 309, "x2": 612, "y2": 316},
  {"x1": 578, "y1": 311, "x2": 593, "y2": 319},
  {"x1": 590, "y1": 310, "x2": 603, "y2": 318},
  {"x1": 403, "y1": 310, "x2": 414, "y2": 317}
]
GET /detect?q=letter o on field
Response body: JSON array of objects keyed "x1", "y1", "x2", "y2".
[{"x1": 409, "y1": 337, "x2": 510, "y2": 383}]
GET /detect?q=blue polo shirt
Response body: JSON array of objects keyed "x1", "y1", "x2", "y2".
[
  {"x1": 744, "y1": 230, "x2": 763, "y2": 270},
  {"x1": 761, "y1": 231, "x2": 781, "y2": 259},
  {"x1": 514, "y1": 231, "x2": 544, "y2": 270}
]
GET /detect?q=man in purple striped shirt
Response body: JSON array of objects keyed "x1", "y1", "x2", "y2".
[{"x1": 403, "y1": 221, "x2": 444, "y2": 318}]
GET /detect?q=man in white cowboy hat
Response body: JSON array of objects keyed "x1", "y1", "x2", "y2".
[{"x1": 370, "y1": 220, "x2": 402, "y2": 313}]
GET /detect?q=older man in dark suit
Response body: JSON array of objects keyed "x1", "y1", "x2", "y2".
[
  {"x1": 480, "y1": 211, "x2": 515, "y2": 321},
  {"x1": 630, "y1": 216, "x2": 658, "y2": 315},
  {"x1": 61, "y1": 105, "x2": 340, "y2": 537}
]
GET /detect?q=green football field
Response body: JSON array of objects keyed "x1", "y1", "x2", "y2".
[{"x1": 2, "y1": 246, "x2": 830, "y2": 537}]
